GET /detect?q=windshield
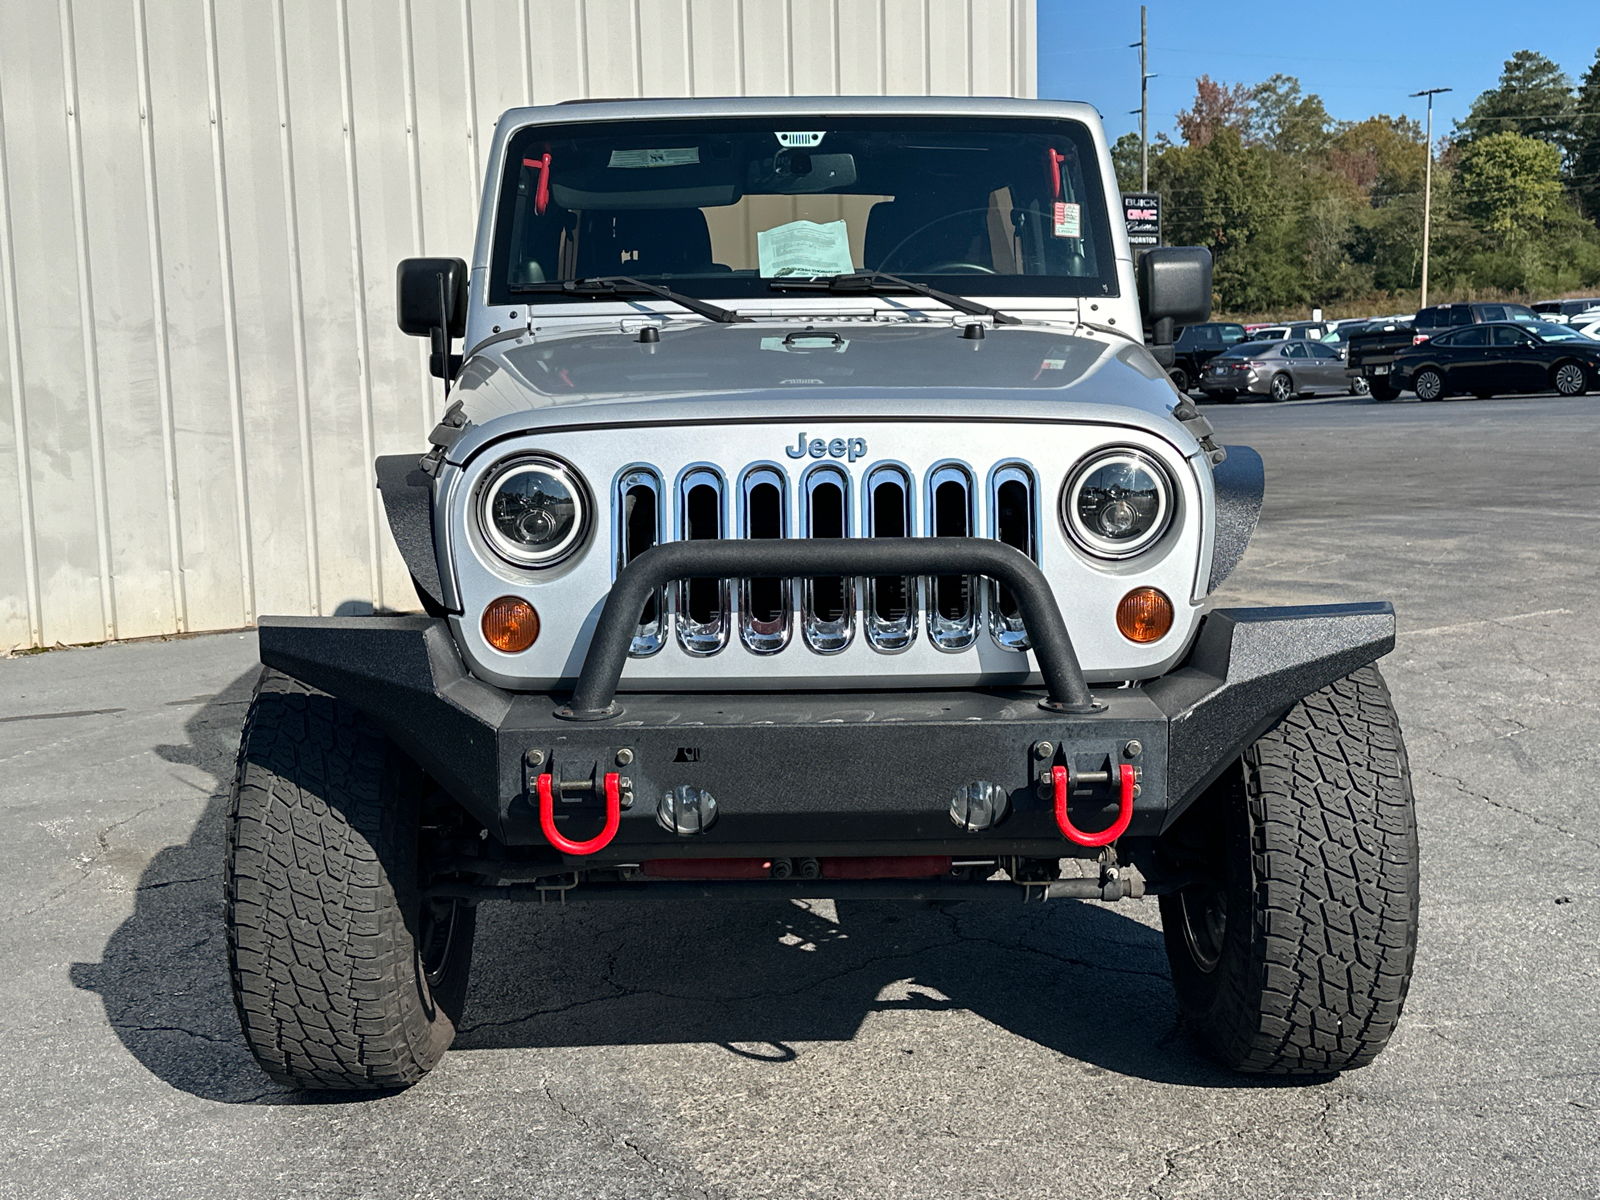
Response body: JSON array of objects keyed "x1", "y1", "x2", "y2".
[
  {"x1": 1219, "y1": 341, "x2": 1278, "y2": 358},
  {"x1": 1531, "y1": 321, "x2": 1591, "y2": 342},
  {"x1": 487, "y1": 116, "x2": 1118, "y2": 306}
]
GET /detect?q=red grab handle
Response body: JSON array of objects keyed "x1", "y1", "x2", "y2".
[
  {"x1": 538, "y1": 771, "x2": 621, "y2": 856},
  {"x1": 523, "y1": 153, "x2": 552, "y2": 215},
  {"x1": 1052, "y1": 763, "x2": 1134, "y2": 847}
]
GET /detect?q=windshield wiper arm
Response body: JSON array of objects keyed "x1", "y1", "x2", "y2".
[
  {"x1": 508, "y1": 276, "x2": 748, "y2": 324},
  {"x1": 769, "y1": 271, "x2": 1021, "y2": 325}
]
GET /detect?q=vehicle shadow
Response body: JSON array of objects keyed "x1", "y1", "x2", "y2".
[{"x1": 72, "y1": 673, "x2": 1318, "y2": 1103}]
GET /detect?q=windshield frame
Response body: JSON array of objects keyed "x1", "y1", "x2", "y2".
[{"x1": 485, "y1": 114, "x2": 1121, "y2": 308}]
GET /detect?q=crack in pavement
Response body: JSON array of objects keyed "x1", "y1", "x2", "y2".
[{"x1": 1426, "y1": 767, "x2": 1600, "y2": 850}]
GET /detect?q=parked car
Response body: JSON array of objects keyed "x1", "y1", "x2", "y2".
[
  {"x1": 222, "y1": 95, "x2": 1417, "y2": 1090},
  {"x1": 1411, "y1": 302, "x2": 1539, "y2": 343},
  {"x1": 1198, "y1": 338, "x2": 1362, "y2": 401},
  {"x1": 1571, "y1": 314, "x2": 1600, "y2": 340},
  {"x1": 1345, "y1": 319, "x2": 1415, "y2": 400},
  {"x1": 1531, "y1": 298, "x2": 1600, "y2": 323},
  {"x1": 1168, "y1": 321, "x2": 1248, "y2": 392},
  {"x1": 1391, "y1": 320, "x2": 1600, "y2": 400}
]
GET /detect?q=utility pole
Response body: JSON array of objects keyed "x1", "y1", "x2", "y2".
[
  {"x1": 1131, "y1": 6, "x2": 1150, "y2": 190},
  {"x1": 1410, "y1": 87, "x2": 1451, "y2": 309}
]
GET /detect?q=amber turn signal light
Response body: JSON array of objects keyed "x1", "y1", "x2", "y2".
[
  {"x1": 482, "y1": 596, "x2": 540, "y2": 652},
  {"x1": 1116, "y1": 587, "x2": 1173, "y2": 644}
]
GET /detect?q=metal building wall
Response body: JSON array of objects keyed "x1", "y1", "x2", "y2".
[{"x1": 0, "y1": 0, "x2": 1037, "y2": 649}]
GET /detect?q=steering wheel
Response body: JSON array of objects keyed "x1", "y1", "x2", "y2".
[{"x1": 918, "y1": 262, "x2": 996, "y2": 275}]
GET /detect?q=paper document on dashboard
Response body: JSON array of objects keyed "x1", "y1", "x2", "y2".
[{"x1": 757, "y1": 219, "x2": 855, "y2": 278}]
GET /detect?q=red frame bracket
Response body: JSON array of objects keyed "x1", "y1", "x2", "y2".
[{"x1": 523, "y1": 153, "x2": 552, "y2": 215}]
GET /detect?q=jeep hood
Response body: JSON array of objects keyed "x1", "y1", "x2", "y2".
[{"x1": 442, "y1": 320, "x2": 1194, "y2": 465}]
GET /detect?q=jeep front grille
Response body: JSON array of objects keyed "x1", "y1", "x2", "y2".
[
  {"x1": 988, "y1": 463, "x2": 1037, "y2": 650},
  {"x1": 676, "y1": 467, "x2": 729, "y2": 655},
  {"x1": 800, "y1": 464, "x2": 854, "y2": 654},
  {"x1": 863, "y1": 465, "x2": 915, "y2": 651},
  {"x1": 615, "y1": 467, "x2": 666, "y2": 656},
  {"x1": 927, "y1": 463, "x2": 978, "y2": 650},
  {"x1": 738, "y1": 467, "x2": 791, "y2": 654},
  {"x1": 619, "y1": 459, "x2": 1038, "y2": 657}
]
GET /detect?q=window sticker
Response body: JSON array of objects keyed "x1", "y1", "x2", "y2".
[
  {"x1": 607, "y1": 147, "x2": 700, "y2": 169},
  {"x1": 1053, "y1": 201, "x2": 1081, "y2": 239},
  {"x1": 775, "y1": 131, "x2": 825, "y2": 147},
  {"x1": 757, "y1": 219, "x2": 855, "y2": 278}
]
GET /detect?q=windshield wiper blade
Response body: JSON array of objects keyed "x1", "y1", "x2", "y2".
[
  {"x1": 769, "y1": 271, "x2": 1021, "y2": 325},
  {"x1": 509, "y1": 276, "x2": 748, "y2": 324}
]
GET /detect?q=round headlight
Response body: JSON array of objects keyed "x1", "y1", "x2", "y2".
[
  {"x1": 479, "y1": 456, "x2": 588, "y2": 568},
  {"x1": 1062, "y1": 449, "x2": 1173, "y2": 559}
]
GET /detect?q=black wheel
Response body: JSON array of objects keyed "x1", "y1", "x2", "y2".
[
  {"x1": 1368, "y1": 379, "x2": 1397, "y2": 401},
  {"x1": 1412, "y1": 367, "x2": 1445, "y2": 401},
  {"x1": 226, "y1": 670, "x2": 477, "y2": 1090},
  {"x1": 1552, "y1": 360, "x2": 1588, "y2": 396},
  {"x1": 1269, "y1": 372, "x2": 1296, "y2": 402},
  {"x1": 1349, "y1": 375, "x2": 1370, "y2": 397},
  {"x1": 1158, "y1": 665, "x2": 1419, "y2": 1074},
  {"x1": 1169, "y1": 367, "x2": 1190, "y2": 393}
]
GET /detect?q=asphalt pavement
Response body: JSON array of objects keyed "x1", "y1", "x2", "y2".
[{"x1": 1, "y1": 392, "x2": 1596, "y2": 1199}]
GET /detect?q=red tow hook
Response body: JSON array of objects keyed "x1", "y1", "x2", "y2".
[
  {"x1": 1052, "y1": 763, "x2": 1134, "y2": 847},
  {"x1": 538, "y1": 771, "x2": 621, "y2": 856}
]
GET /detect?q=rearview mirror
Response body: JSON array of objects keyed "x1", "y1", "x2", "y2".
[
  {"x1": 396, "y1": 257, "x2": 468, "y2": 339},
  {"x1": 1138, "y1": 247, "x2": 1213, "y2": 367}
]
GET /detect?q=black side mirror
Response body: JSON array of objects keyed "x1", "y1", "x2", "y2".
[
  {"x1": 396, "y1": 257, "x2": 469, "y2": 387},
  {"x1": 1138, "y1": 247, "x2": 1213, "y2": 367}
]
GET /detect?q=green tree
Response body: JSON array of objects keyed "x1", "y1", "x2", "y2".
[
  {"x1": 1250, "y1": 74, "x2": 1333, "y2": 156},
  {"x1": 1454, "y1": 131, "x2": 1565, "y2": 240},
  {"x1": 1455, "y1": 50, "x2": 1574, "y2": 152},
  {"x1": 1570, "y1": 47, "x2": 1600, "y2": 217},
  {"x1": 1111, "y1": 131, "x2": 1144, "y2": 193}
]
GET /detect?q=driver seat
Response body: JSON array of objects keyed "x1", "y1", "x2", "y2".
[{"x1": 863, "y1": 200, "x2": 990, "y2": 273}]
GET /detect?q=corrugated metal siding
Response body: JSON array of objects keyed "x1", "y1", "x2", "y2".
[{"x1": 0, "y1": 0, "x2": 1036, "y2": 649}]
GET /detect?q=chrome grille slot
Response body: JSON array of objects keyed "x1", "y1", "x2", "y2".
[
  {"x1": 616, "y1": 467, "x2": 666, "y2": 656},
  {"x1": 800, "y1": 464, "x2": 855, "y2": 654},
  {"x1": 738, "y1": 466, "x2": 791, "y2": 654},
  {"x1": 927, "y1": 463, "x2": 978, "y2": 650},
  {"x1": 864, "y1": 465, "x2": 916, "y2": 651},
  {"x1": 676, "y1": 467, "x2": 730, "y2": 655},
  {"x1": 988, "y1": 463, "x2": 1037, "y2": 650}
]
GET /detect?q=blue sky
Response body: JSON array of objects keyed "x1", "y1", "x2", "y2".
[{"x1": 1038, "y1": 2, "x2": 1600, "y2": 146}]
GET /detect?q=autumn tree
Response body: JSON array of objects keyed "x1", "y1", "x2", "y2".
[{"x1": 1175, "y1": 76, "x2": 1252, "y2": 148}]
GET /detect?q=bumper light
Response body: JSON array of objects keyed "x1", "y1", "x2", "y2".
[
  {"x1": 482, "y1": 596, "x2": 540, "y2": 652},
  {"x1": 1116, "y1": 587, "x2": 1173, "y2": 643}
]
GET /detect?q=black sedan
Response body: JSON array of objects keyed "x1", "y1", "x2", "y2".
[{"x1": 1393, "y1": 321, "x2": 1600, "y2": 400}]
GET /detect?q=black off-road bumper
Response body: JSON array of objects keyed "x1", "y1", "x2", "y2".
[{"x1": 255, "y1": 599, "x2": 1394, "y2": 866}]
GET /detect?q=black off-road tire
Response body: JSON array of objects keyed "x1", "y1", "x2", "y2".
[
  {"x1": 1158, "y1": 665, "x2": 1418, "y2": 1074},
  {"x1": 225, "y1": 670, "x2": 476, "y2": 1090},
  {"x1": 1169, "y1": 367, "x2": 1190, "y2": 393},
  {"x1": 1368, "y1": 378, "x2": 1397, "y2": 401}
]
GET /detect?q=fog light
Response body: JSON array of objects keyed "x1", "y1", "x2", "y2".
[
  {"x1": 950, "y1": 781, "x2": 1009, "y2": 832},
  {"x1": 1116, "y1": 587, "x2": 1173, "y2": 643},
  {"x1": 482, "y1": 596, "x2": 539, "y2": 652},
  {"x1": 658, "y1": 785, "x2": 718, "y2": 835}
]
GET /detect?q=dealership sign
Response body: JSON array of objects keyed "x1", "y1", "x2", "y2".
[{"x1": 1122, "y1": 193, "x2": 1161, "y2": 247}]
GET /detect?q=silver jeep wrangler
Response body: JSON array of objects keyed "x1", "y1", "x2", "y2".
[{"x1": 227, "y1": 98, "x2": 1418, "y2": 1090}]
